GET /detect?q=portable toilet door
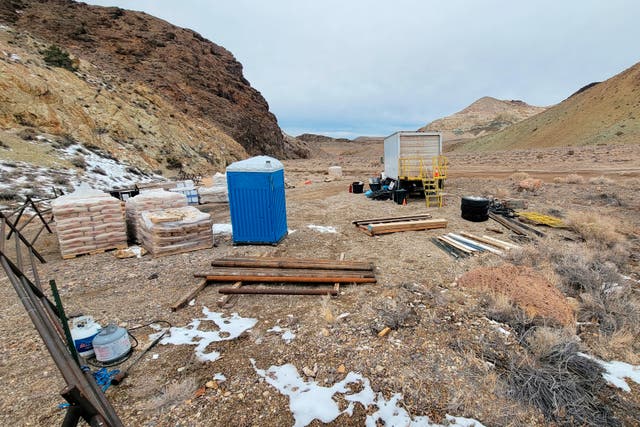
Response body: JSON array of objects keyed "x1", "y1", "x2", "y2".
[{"x1": 226, "y1": 156, "x2": 287, "y2": 244}]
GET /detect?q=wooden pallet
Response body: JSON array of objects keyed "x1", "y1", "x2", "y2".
[{"x1": 62, "y1": 244, "x2": 128, "y2": 259}]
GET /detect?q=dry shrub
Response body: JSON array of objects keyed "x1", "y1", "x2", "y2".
[
  {"x1": 484, "y1": 292, "x2": 536, "y2": 337},
  {"x1": 588, "y1": 175, "x2": 614, "y2": 185},
  {"x1": 564, "y1": 173, "x2": 585, "y2": 184},
  {"x1": 494, "y1": 187, "x2": 510, "y2": 199},
  {"x1": 566, "y1": 211, "x2": 624, "y2": 248},
  {"x1": 506, "y1": 342, "x2": 620, "y2": 427},
  {"x1": 145, "y1": 377, "x2": 197, "y2": 411},
  {"x1": 577, "y1": 284, "x2": 640, "y2": 336},
  {"x1": 523, "y1": 326, "x2": 578, "y2": 358},
  {"x1": 509, "y1": 172, "x2": 530, "y2": 182}
]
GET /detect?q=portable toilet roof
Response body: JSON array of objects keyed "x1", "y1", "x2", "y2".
[{"x1": 226, "y1": 156, "x2": 283, "y2": 172}]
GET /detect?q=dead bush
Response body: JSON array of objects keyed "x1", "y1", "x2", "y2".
[
  {"x1": 70, "y1": 156, "x2": 87, "y2": 170},
  {"x1": 565, "y1": 173, "x2": 585, "y2": 184},
  {"x1": 523, "y1": 326, "x2": 578, "y2": 358},
  {"x1": 509, "y1": 172, "x2": 530, "y2": 182},
  {"x1": 577, "y1": 283, "x2": 640, "y2": 336},
  {"x1": 506, "y1": 342, "x2": 620, "y2": 426},
  {"x1": 566, "y1": 212, "x2": 625, "y2": 248},
  {"x1": 483, "y1": 292, "x2": 536, "y2": 337},
  {"x1": 588, "y1": 176, "x2": 614, "y2": 185}
]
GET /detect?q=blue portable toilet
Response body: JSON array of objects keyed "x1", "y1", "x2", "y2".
[{"x1": 226, "y1": 156, "x2": 287, "y2": 244}]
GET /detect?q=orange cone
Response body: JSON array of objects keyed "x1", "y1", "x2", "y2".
[{"x1": 402, "y1": 197, "x2": 407, "y2": 206}]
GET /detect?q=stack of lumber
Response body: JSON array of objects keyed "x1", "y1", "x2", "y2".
[
  {"x1": 489, "y1": 212, "x2": 545, "y2": 237},
  {"x1": 433, "y1": 231, "x2": 520, "y2": 259},
  {"x1": 52, "y1": 184, "x2": 127, "y2": 259},
  {"x1": 139, "y1": 206, "x2": 213, "y2": 257},
  {"x1": 353, "y1": 214, "x2": 446, "y2": 236},
  {"x1": 125, "y1": 190, "x2": 187, "y2": 243},
  {"x1": 194, "y1": 256, "x2": 376, "y2": 296},
  {"x1": 198, "y1": 172, "x2": 228, "y2": 204}
]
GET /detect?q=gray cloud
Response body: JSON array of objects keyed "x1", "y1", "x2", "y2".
[{"x1": 86, "y1": 0, "x2": 640, "y2": 137}]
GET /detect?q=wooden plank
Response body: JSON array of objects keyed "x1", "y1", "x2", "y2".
[
  {"x1": 200, "y1": 275, "x2": 376, "y2": 284},
  {"x1": 171, "y1": 279, "x2": 208, "y2": 312},
  {"x1": 216, "y1": 281, "x2": 242, "y2": 308},
  {"x1": 488, "y1": 213, "x2": 528, "y2": 236},
  {"x1": 367, "y1": 219, "x2": 447, "y2": 234},
  {"x1": 211, "y1": 258, "x2": 372, "y2": 271},
  {"x1": 481, "y1": 235, "x2": 521, "y2": 250},
  {"x1": 352, "y1": 214, "x2": 432, "y2": 226},
  {"x1": 197, "y1": 267, "x2": 374, "y2": 278},
  {"x1": 334, "y1": 252, "x2": 345, "y2": 295},
  {"x1": 218, "y1": 287, "x2": 337, "y2": 296}
]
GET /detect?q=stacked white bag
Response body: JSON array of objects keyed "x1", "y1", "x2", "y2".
[
  {"x1": 52, "y1": 184, "x2": 127, "y2": 259},
  {"x1": 198, "y1": 172, "x2": 228, "y2": 204},
  {"x1": 125, "y1": 190, "x2": 187, "y2": 243},
  {"x1": 139, "y1": 206, "x2": 213, "y2": 257}
]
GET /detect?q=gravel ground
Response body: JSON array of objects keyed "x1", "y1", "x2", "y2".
[{"x1": 1, "y1": 143, "x2": 639, "y2": 426}]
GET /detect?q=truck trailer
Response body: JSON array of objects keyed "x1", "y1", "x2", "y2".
[{"x1": 383, "y1": 131, "x2": 447, "y2": 206}]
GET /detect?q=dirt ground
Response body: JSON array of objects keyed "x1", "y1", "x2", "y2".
[{"x1": 1, "y1": 141, "x2": 639, "y2": 426}]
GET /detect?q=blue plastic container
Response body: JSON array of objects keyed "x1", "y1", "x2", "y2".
[{"x1": 226, "y1": 156, "x2": 287, "y2": 244}]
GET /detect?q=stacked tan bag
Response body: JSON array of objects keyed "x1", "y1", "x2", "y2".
[
  {"x1": 52, "y1": 185, "x2": 127, "y2": 259},
  {"x1": 139, "y1": 206, "x2": 213, "y2": 257},
  {"x1": 125, "y1": 190, "x2": 187, "y2": 244}
]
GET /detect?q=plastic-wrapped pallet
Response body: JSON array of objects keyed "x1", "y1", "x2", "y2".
[
  {"x1": 198, "y1": 172, "x2": 228, "y2": 203},
  {"x1": 51, "y1": 184, "x2": 127, "y2": 259},
  {"x1": 139, "y1": 206, "x2": 213, "y2": 257},
  {"x1": 125, "y1": 190, "x2": 187, "y2": 243},
  {"x1": 169, "y1": 180, "x2": 199, "y2": 205}
]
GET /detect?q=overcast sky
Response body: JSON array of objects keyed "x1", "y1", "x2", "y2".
[{"x1": 85, "y1": 1, "x2": 640, "y2": 138}]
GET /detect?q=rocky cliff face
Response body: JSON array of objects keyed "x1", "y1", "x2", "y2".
[
  {"x1": 0, "y1": 0, "x2": 286, "y2": 160},
  {"x1": 420, "y1": 96, "x2": 546, "y2": 144}
]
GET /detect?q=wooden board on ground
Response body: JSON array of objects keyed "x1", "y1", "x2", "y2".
[
  {"x1": 62, "y1": 244, "x2": 128, "y2": 259},
  {"x1": 364, "y1": 219, "x2": 448, "y2": 235}
]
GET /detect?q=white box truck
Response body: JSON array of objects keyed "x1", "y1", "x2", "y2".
[{"x1": 383, "y1": 131, "x2": 443, "y2": 183}]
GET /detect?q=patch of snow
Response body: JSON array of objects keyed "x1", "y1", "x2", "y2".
[
  {"x1": 151, "y1": 354, "x2": 159, "y2": 360},
  {"x1": 268, "y1": 325, "x2": 296, "y2": 344},
  {"x1": 158, "y1": 307, "x2": 257, "y2": 362},
  {"x1": 288, "y1": 229, "x2": 297, "y2": 235},
  {"x1": 578, "y1": 353, "x2": 640, "y2": 392},
  {"x1": 307, "y1": 224, "x2": 337, "y2": 233},
  {"x1": 188, "y1": 299, "x2": 195, "y2": 306},
  {"x1": 213, "y1": 373, "x2": 226, "y2": 382},
  {"x1": 251, "y1": 360, "x2": 486, "y2": 427},
  {"x1": 212, "y1": 223, "x2": 233, "y2": 235}
]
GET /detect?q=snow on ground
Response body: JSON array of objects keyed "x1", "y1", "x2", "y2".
[
  {"x1": 251, "y1": 359, "x2": 486, "y2": 427},
  {"x1": 267, "y1": 325, "x2": 296, "y2": 344},
  {"x1": 62, "y1": 144, "x2": 161, "y2": 190},
  {"x1": 212, "y1": 223, "x2": 233, "y2": 235},
  {"x1": 579, "y1": 353, "x2": 640, "y2": 392},
  {"x1": 213, "y1": 373, "x2": 226, "y2": 382},
  {"x1": 158, "y1": 307, "x2": 257, "y2": 362},
  {"x1": 307, "y1": 224, "x2": 337, "y2": 233}
]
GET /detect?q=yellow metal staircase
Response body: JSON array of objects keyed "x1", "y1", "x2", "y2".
[{"x1": 398, "y1": 155, "x2": 448, "y2": 207}]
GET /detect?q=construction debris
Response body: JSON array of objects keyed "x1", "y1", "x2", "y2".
[
  {"x1": 125, "y1": 190, "x2": 187, "y2": 243},
  {"x1": 353, "y1": 214, "x2": 447, "y2": 236},
  {"x1": 140, "y1": 206, "x2": 213, "y2": 257},
  {"x1": 51, "y1": 184, "x2": 127, "y2": 259}
]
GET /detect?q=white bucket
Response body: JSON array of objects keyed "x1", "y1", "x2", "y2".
[{"x1": 70, "y1": 316, "x2": 102, "y2": 358}]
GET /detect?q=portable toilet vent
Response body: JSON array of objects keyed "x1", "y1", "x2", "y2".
[{"x1": 226, "y1": 156, "x2": 287, "y2": 244}]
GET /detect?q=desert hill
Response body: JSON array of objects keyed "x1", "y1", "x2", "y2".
[
  {"x1": 420, "y1": 96, "x2": 545, "y2": 143},
  {"x1": 0, "y1": 0, "x2": 293, "y2": 184},
  {"x1": 296, "y1": 133, "x2": 351, "y2": 143},
  {"x1": 456, "y1": 62, "x2": 640, "y2": 151}
]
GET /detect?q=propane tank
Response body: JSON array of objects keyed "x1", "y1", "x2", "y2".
[
  {"x1": 70, "y1": 316, "x2": 102, "y2": 358},
  {"x1": 92, "y1": 323, "x2": 131, "y2": 363}
]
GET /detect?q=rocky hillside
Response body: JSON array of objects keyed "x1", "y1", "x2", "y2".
[
  {"x1": 296, "y1": 133, "x2": 352, "y2": 143},
  {"x1": 456, "y1": 62, "x2": 640, "y2": 151},
  {"x1": 420, "y1": 96, "x2": 545, "y2": 144},
  {"x1": 0, "y1": 0, "x2": 294, "y2": 195}
]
